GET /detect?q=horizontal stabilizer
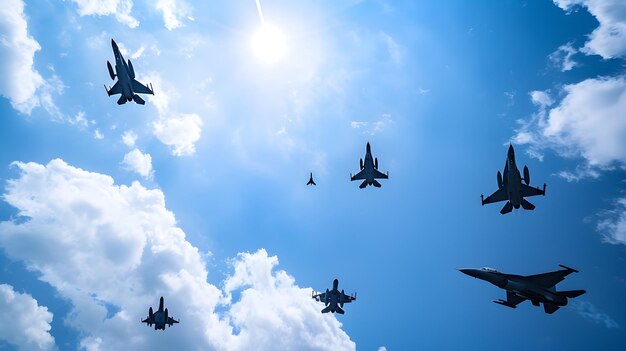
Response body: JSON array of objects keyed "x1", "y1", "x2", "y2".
[
  {"x1": 500, "y1": 201, "x2": 513, "y2": 214},
  {"x1": 335, "y1": 306, "x2": 345, "y2": 314},
  {"x1": 557, "y1": 289, "x2": 586, "y2": 298},
  {"x1": 558, "y1": 264, "x2": 579, "y2": 273},
  {"x1": 321, "y1": 306, "x2": 332, "y2": 314},
  {"x1": 132, "y1": 94, "x2": 145, "y2": 105},
  {"x1": 359, "y1": 180, "x2": 368, "y2": 189},
  {"x1": 520, "y1": 198, "x2": 535, "y2": 210},
  {"x1": 372, "y1": 179, "x2": 381, "y2": 188},
  {"x1": 543, "y1": 303, "x2": 560, "y2": 314},
  {"x1": 117, "y1": 95, "x2": 127, "y2": 105}
]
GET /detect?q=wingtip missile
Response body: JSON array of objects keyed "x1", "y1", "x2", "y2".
[{"x1": 558, "y1": 264, "x2": 579, "y2": 273}]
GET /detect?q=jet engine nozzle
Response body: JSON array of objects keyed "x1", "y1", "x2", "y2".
[
  {"x1": 107, "y1": 61, "x2": 115, "y2": 80},
  {"x1": 359, "y1": 158, "x2": 364, "y2": 170},
  {"x1": 523, "y1": 165, "x2": 530, "y2": 185},
  {"x1": 497, "y1": 171, "x2": 503, "y2": 189}
]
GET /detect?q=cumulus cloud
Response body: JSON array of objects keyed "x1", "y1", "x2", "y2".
[
  {"x1": 0, "y1": 0, "x2": 44, "y2": 114},
  {"x1": 70, "y1": 0, "x2": 139, "y2": 28},
  {"x1": 554, "y1": 0, "x2": 626, "y2": 59},
  {"x1": 548, "y1": 42, "x2": 579, "y2": 71},
  {"x1": 121, "y1": 149, "x2": 153, "y2": 178},
  {"x1": 121, "y1": 130, "x2": 138, "y2": 147},
  {"x1": 0, "y1": 159, "x2": 355, "y2": 350},
  {"x1": 155, "y1": 0, "x2": 192, "y2": 31},
  {"x1": 514, "y1": 77, "x2": 626, "y2": 172},
  {"x1": 0, "y1": 284, "x2": 56, "y2": 351},
  {"x1": 570, "y1": 301, "x2": 620, "y2": 328},
  {"x1": 153, "y1": 114, "x2": 203, "y2": 156},
  {"x1": 597, "y1": 197, "x2": 626, "y2": 245}
]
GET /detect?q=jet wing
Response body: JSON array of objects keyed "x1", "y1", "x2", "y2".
[
  {"x1": 520, "y1": 184, "x2": 545, "y2": 197},
  {"x1": 167, "y1": 317, "x2": 179, "y2": 325},
  {"x1": 524, "y1": 269, "x2": 574, "y2": 288},
  {"x1": 131, "y1": 79, "x2": 154, "y2": 95},
  {"x1": 106, "y1": 81, "x2": 122, "y2": 96},
  {"x1": 482, "y1": 188, "x2": 508, "y2": 205},
  {"x1": 493, "y1": 291, "x2": 526, "y2": 308},
  {"x1": 373, "y1": 169, "x2": 388, "y2": 179},
  {"x1": 341, "y1": 295, "x2": 356, "y2": 304},
  {"x1": 312, "y1": 292, "x2": 326, "y2": 302},
  {"x1": 350, "y1": 170, "x2": 366, "y2": 181},
  {"x1": 141, "y1": 316, "x2": 154, "y2": 324}
]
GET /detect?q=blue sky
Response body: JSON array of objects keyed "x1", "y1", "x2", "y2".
[{"x1": 0, "y1": 0, "x2": 625, "y2": 350}]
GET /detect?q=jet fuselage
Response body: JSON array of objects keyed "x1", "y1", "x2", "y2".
[
  {"x1": 503, "y1": 145, "x2": 523, "y2": 209},
  {"x1": 110, "y1": 39, "x2": 135, "y2": 102}
]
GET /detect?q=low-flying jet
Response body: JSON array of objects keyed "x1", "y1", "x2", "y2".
[
  {"x1": 306, "y1": 173, "x2": 316, "y2": 186},
  {"x1": 481, "y1": 144, "x2": 546, "y2": 214},
  {"x1": 105, "y1": 39, "x2": 154, "y2": 105},
  {"x1": 141, "y1": 296, "x2": 179, "y2": 330},
  {"x1": 312, "y1": 279, "x2": 356, "y2": 314},
  {"x1": 350, "y1": 142, "x2": 388, "y2": 188},
  {"x1": 459, "y1": 265, "x2": 586, "y2": 314}
]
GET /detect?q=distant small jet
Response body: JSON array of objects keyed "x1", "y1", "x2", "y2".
[
  {"x1": 481, "y1": 144, "x2": 546, "y2": 214},
  {"x1": 312, "y1": 279, "x2": 356, "y2": 314},
  {"x1": 350, "y1": 142, "x2": 388, "y2": 188},
  {"x1": 141, "y1": 296, "x2": 179, "y2": 330},
  {"x1": 459, "y1": 265, "x2": 585, "y2": 314},
  {"x1": 105, "y1": 39, "x2": 154, "y2": 105},
  {"x1": 306, "y1": 173, "x2": 316, "y2": 186}
]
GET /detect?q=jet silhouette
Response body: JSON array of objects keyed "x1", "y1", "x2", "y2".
[
  {"x1": 312, "y1": 279, "x2": 356, "y2": 314},
  {"x1": 460, "y1": 265, "x2": 585, "y2": 314},
  {"x1": 141, "y1": 296, "x2": 179, "y2": 330},
  {"x1": 306, "y1": 173, "x2": 316, "y2": 186},
  {"x1": 481, "y1": 144, "x2": 546, "y2": 214},
  {"x1": 105, "y1": 39, "x2": 154, "y2": 105},
  {"x1": 350, "y1": 142, "x2": 388, "y2": 188}
]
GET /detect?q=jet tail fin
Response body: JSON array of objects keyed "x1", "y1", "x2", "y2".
[
  {"x1": 520, "y1": 198, "x2": 535, "y2": 210},
  {"x1": 132, "y1": 94, "x2": 145, "y2": 105},
  {"x1": 556, "y1": 290, "x2": 586, "y2": 298},
  {"x1": 543, "y1": 303, "x2": 560, "y2": 314},
  {"x1": 500, "y1": 201, "x2": 513, "y2": 214},
  {"x1": 359, "y1": 180, "x2": 368, "y2": 189}
]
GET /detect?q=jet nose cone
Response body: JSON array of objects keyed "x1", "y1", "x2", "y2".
[
  {"x1": 111, "y1": 39, "x2": 118, "y2": 50},
  {"x1": 459, "y1": 269, "x2": 478, "y2": 278},
  {"x1": 508, "y1": 144, "x2": 514, "y2": 154},
  {"x1": 366, "y1": 142, "x2": 371, "y2": 152}
]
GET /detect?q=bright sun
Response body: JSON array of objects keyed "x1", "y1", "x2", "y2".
[{"x1": 251, "y1": 24, "x2": 287, "y2": 63}]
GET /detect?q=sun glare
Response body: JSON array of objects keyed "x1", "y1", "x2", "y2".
[{"x1": 252, "y1": 24, "x2": 287, "y2": 63}]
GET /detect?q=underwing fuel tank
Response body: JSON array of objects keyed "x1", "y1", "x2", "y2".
[
  {"x1": 497, "y1": 171, "x2": 503, "y2": 188},
  {"x1": 523, "y1": 165, "x2": 530, "y2": 185},
  {"x1": 107, "y1": 61, "x2": 115, "y2": 80}
]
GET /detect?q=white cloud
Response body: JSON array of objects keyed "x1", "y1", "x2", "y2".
[
  {"x1": 515, "y1": 77, "x2": 626, "y2": 171},
  {"x1": 554, "y1": 0, "x2": 626, "y2": 59},
  {"x1": 570, "y1": 301, "x2": 619, "y2": 328},
  {"x1": 70, "y1": 0, "x2": 139, "y2": 28},
  {"x1": 350, "y1": 114, "x2": 394, "y2": 135},
  {"x1": 121, "y1": 130, "x2": 137, "y2": 147},
  {"x1": 121, "y1": 149, "x2": 153, "y2": 178},
  {"x1": 597, "y1": 197, "x2": 626, "y2": 245},
  {"x1": 0, "y1": 159, "x2": 355, "y2": 350},
  {"x1": 380, "y1": 32, "x2": 402, "y2": 65},
  {"x1": 530, "y1": 90, "x2": 554, "y2": 109},
  {"x1": 377, "y1": 347, "x2": 387, "y2": 351},
  {"x1": 155, "y1": 0, "x2": 192, "y2": 31},
  {"x1": 0, "y1": 0, "x2": 44, "y2": 114},
  {"x1": 93, "y1": 129, "x2": 104, "y2": 140},
  {"x1": 0, "y1": 284, "x2": 56, "y2": 351},
  {"x1": 548, "y1": 42, "x2": 579, "y2": 71},
  {"x1": 153, "y1": 114, "x2": 203, "y2": 156}
]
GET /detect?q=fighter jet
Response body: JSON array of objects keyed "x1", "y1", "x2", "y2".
[
  {"x1": 481, "y1": 144, "x2": 546, "y2": 214},
  {"x1": 306, "y1": 173, "x2": 316, "y2": 186},
  {"x1": 141, "y1": 296, "x2": 179, "y2": 330},
  {"x1": 459, "y1": 265, "x2": 586, "y2": 314},
  {"x1": 350, "y1": 142, "x2": 388, "y2": 188},
  {"x1": 105, "y1": 39, "x2": 154, "y2": 105},
  {"x1": 312, "y1": 279, "x2": 356, "y2": 314}
]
